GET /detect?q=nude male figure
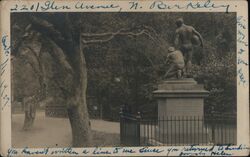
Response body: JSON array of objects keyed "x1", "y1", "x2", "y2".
[
  {"x1": 174, "y1": 18, "x2": 204, "y2": 76},
  {"x1": 164, "y1": 47, "x2": 185, "y2": 79}
]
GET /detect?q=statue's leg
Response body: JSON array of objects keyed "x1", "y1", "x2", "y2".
[
  {"x1": 180, "y1": 46, "x2": 186, "y2": 60},
  {"x1": 186, "y1": 47, "x2": 193, "y2": 76},
  {"x1": 177, "y1": 70, "x2": 182, "y2": 78},
  {"x1": 180, "y1": 46, "x2": 188, "y2": 77},
  {"x1": 166, "y1": 71, "x2": 177, "y2": 78},
  {"x1": 164, "y1": 64, "x2": 175, "y2": 78},
  {"x1": 176, "y1": 63, "x2": 185, "y2": 79}
]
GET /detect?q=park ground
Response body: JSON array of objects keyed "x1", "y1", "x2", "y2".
[{"x1": 12, "y1": 111, "x2": 120, "y2": 148}]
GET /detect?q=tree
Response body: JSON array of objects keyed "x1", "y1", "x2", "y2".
[
  {"x1": 12, "y1": 12, "x2": 165, "y2": 146},
  {"x1": 12, "y1": 28, "x2": 45, "y2": 130},
  {"x1": 11, "y1": 12, "x2": 93, "y2": 146},
  {"x1": 18, "y1": 13, "x2": 93, "y2": 147}
]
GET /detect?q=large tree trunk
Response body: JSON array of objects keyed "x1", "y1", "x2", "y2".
[
  {"x1": 66, "y1": 35, "x2": 92, "y2": 146},
  {"x1": 67, "y1": 103, "x2": 91, "y2": 147},
  {"x1": 22, "y1": 96, "x2": 37, "y2": 130},
  {"x1": 45, "y1": 34, "x2": 92, "y2": 146}
]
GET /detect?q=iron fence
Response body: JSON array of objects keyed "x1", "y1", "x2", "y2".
[
  {"x1": 120, "y1": 112, "x2": 236, "y2": 146},
  {"x1": 120, "y1": 112, "x2": 141, "y2": 146}
]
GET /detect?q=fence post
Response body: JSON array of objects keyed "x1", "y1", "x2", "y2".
[
  {"x1": 211, "y1": 117, "x2": 215, "y2": 144},
  {"x1": 120, "y1": 107, "x2": 124, "y2": 145},
  {"x1": 136, "y1": 112, "x2": 141, "y2": 146}
]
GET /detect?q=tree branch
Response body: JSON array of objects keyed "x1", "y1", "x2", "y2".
[
  {"x1": 26, "y1": 15, "x2": 75, "y2": 74},
  {"x1": 81, "y1": 26, "x2": 168, "y2": 54},
  {"x1": 26, "y1": 46, "x2": 44, "y2": 81},
  {"x1": 81, "y1": 30, "x2": 147, "y2": 44},
  {"x1": 81, "y1": 28, "x2": 127, "y2": 37},
  {"x1": 47, "y1": 37, "x2": 74, "y2": 74},
  {"x1": 29, "y1": 15, "x2": 66, "y2": 42},
  {"x1": 142, "y1": 25, "x2": 169, "y2": 50},
  {"x1": 81, "y1": 26, "x2": 169, "y2": 72}
]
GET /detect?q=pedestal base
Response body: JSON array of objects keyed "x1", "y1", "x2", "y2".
[
  {"x1": 153, "y1": 78, "x2": 209, "y2": 145},
  {"x1": 153, "y1": 78, "x2": 209, "y2": 117}
]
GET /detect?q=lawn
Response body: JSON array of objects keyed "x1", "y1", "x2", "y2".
[{"x1": 12, "y1": 111, "x2": 120, "y2": 148}]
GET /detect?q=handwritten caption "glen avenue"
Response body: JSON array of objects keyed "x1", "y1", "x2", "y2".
[
  {"x1": 9, "y1": 0, "x2": 231, "y2": 13},
  {"x1": 7, "y1": 144, "x2": 250, "y2": 157}
]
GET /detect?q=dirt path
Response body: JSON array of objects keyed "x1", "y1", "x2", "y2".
[{"x1": 12, "y1": 111, "x2": 119, "y2": 148}]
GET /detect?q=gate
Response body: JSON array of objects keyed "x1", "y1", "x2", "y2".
[{"x1": 120, "y1": 110, "x2": 141, "y2": 146}]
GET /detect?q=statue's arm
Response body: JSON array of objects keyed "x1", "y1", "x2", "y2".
[
  {"x1": 193, "y1": 28, "x2": 204, "y2": 48},
  {"x1": 174, "y1": 30, "x2": 179, "y2": 47}
]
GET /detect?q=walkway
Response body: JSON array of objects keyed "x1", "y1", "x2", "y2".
[{"x1": 12, "y1": 111, "x2": 120, "y2": 147}]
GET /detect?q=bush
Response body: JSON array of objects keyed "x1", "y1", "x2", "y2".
[{"x1": 192, "y1": 47, "x2": 236, "y2": 115}]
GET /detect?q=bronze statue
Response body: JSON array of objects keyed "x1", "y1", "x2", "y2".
[
  {"x1": 174, "y1": 18, "x2": 204, "y2": 76},
  {"x1": 164, "y1": 47, "x2": 185, "y2": 79}
]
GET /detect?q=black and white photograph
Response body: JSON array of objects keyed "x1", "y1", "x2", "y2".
[
  {"x1": 11, "y1": 12, "x2": 237, "y2": 147},
  {"x1": 0, "y1": 0, "x2": 249, "y2": 156}
]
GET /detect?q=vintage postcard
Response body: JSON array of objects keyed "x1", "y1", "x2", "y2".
[{"x1": 0, "y1": 0, "x2": 249, "y2": 156}]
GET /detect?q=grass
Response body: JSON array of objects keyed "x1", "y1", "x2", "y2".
[{"x1": 91, "y1": 130, "x2": 120, "y2": 147}]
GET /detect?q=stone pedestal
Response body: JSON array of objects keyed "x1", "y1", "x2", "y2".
[
  {"x1": 153, "y1": 78, "x2": 209, "y2": 144},
  {"x1": 153, "y1": 78, "x2": 209, "y2": 117}
]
